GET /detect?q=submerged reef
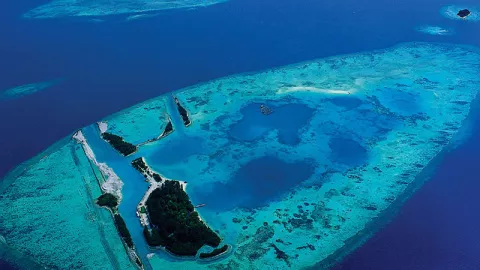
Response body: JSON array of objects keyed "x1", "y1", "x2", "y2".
[
  {"x1": 23, "y1": 0, "x2": 229, "y2": 19},
  {"x1": 416, "y1": 25, "x2": 453, "y2": 36},
  {"x1": 144, "y1": 181, "x2": 221, "y2": 256},
  {"x1": 0, "y1": 79, "x2": 61, "y2": 100},
  {"x1": 1, "y1": 42, "x2": 480, "y2": 269}
]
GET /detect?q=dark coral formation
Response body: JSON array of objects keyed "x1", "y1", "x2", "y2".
[
  {"x1": 296, "y1": 244, "x2": 315, "y2": 251},
  {"x1": 143, "y1": 181, "x2": 221, "y2": 256},
  {"x1": 237, "y1": 224, "x2": 275, "y2": 261},
  {"x1": 270, "y1": 243, "x2": 290, "y2": 266},
  {"x1": 457, "y1": 9, "x2": 471, "y2": 18},
  {"x1": 101, "y1": 132, "x2": 137, "y2": 156}
]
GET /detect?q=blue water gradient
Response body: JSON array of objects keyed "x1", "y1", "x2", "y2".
[{"x1": 1, "y1": 0, "x2": 480, "y2": 269}]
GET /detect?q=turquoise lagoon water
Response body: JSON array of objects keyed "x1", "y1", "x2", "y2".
[
  {"x1": 102, "y1": 98, "x2": 170, "y2": 145},
  {"x1": 1, "y1": 42, "x2": 480, "y2": 269}
]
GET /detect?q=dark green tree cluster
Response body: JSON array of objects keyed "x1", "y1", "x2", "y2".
[
  {"x1": 96, "y1": 193, "x2": 118, "y2": 209},
  {"x1": 144, "y1": 181, "x2": 221, "y2": 256},
  {"x1": 199, "y1": 244, "x2": 229, "y2": 259},
  {"x1": 174, "y1": 98, "x2": 191, "y2": 126},
  {"x1": 132, "y1": 158, "x2": 147, "y2": 173},
  {"x1": 152, "y1": 173, "x2": 163, "y2": 182},
  {"x1": 132, "y1": 157, "x2": 163, "y2": 182},
  {"x1": 114, "y1": 214, "x2": 134, "y2": 248},
  {"x1": 102, "y1": 132, "x2": 137, "y2": 156},
  {"x1": 163, "y1": 121, "x2": 173, "y2": 135}
]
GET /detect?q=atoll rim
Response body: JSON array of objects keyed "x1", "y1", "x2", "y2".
[
  {"x1": 23, "y1": 0, "x2": 229, "y2": 19},
  {"x1": 1, "y1": 42, "x2": 480, "y2": 269}
]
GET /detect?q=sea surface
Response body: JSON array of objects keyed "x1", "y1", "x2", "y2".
[{"x1": 1, "y1": 0, "x2": 480, "y2": 269}]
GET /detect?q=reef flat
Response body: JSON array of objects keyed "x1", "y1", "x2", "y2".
[
  {"x1": 416, "y1": 25, "x2": 453, "y2": 36},
  {"x1": 100, "y1": 98, "x2": 172, "y2": 146},
  {"x1": 0, "y1": 79, "x2": 61, "y2": 100},
  {"x1": 0, "y1": 139, "x2": 134, "y2": 269},
  {"x1": 23, "y1": 0, "x2": 229, "y2": 19},
  {"x1": 1, "y1": 42, "x2": 480, "y2": 269}
]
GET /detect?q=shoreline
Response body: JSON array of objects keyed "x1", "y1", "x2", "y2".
[
  {"x1": 73, "y1": 130, "x2": 124, "y2": 202},
  {"x1": 308, "y1": 94, "x2": 480, "y2": 270},
  {"x1": 134, "y1": 158, "x2": 225, "y2": 259},
  {"x1": 197, "y1": 245, "x2": 232, "y2": 263},
  {"x1": 73, "y1": 131, "x2": 144, "y2": 269}
]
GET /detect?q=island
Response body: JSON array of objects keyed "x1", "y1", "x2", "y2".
[
  {"x1": 162, "y1": 120, "x2": 174, "y2": 137},
  {"x1": 173, "y1": 96, "x2": 191, "y2": 126},
  {"x1": 101, "y1": 132, "x2": 137, "y2": 156},
  {"x1": 95, "y1": 192, "x2": 142, "y2": 268},
  {"x1": 3, "y1": 42, "x2": 480, "y2": 270},
  {"x1": 132, "y1": 158, "x2": 163, "y2": 182},
  {"x1": 96, "y1": 193, "x2": 118, "y2": 208},
  {"x1": 457, "y1": 9, "x2": 471, "y2": 18},
  {"x1": 143, "y1": 180, "x2": 221, "y2": 256}
]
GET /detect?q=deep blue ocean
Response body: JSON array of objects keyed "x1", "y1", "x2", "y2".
[{"x1": 1, "y1": 0, "x2": 479, "y2": 269}]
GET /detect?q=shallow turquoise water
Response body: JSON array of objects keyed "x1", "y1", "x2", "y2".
[{"x1": 2, "y1": 42, "x2": 480, "y2": 270}]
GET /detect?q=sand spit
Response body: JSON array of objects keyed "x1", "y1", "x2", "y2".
[{"x1": 73, "y1": 130, "x2": 123, "y2": 201}]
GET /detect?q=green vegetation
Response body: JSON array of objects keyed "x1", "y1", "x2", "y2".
[
  {"x1": 132, "y1": 158, "x2": 148, "y2": 173},
  {"x1": 152, "y1": 173, "x2": 163, "y2": 182},
  {"x1": 144, "y1": 181, "x2": 221, "y2": 256},
  {"x1": 140, "y1": 206, "x2": 146, "y2": 213},
  {"x1": 96, "y1": 193, "x2": 118, "y2": 209},
  {"x1": 163, "y1": 121, "x2": 173, "y2": 135},
  {"x1": 135, "y1": 257, "x2": 142, "y2": 267},
  {"x1": 132, "y1": 157, "x2": 163, "y2": 182},
  {"x1": 102, "y1": 132, "x2": 137, "y2": 156},
  {"x1": 114, "y1": 214, "x2": 134, "y2": 249},
  {"x1": 174, "y1": 97, "x2": 191, "y2": 126},
  {"x1": 199, "y1": 244, "x2": 229, "y2": 259}
]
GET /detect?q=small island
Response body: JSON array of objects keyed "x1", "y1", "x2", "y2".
[
  {"x1": 96, "y1": 193, "x2": 118, "y2": 208},
  {"x1": 95, "y1": 193, "x2": 142, "y2": 268},
  {"x1": 173, "y1": 96, "x2": 191, "y2": 126},
  {"x1": 101, "y1": 132, "x2": 137, "y2": 156},
  {"x1": 143, "y1": 180, "x2": 221, "y2": 256},
  {"x1": 199, "y1": 244, "x2": 229, "y2": 259},
  {"x1": 132, "y1": 158, "x2": 163, "y2": 182},
  {"x1": 457, "y1": 9, "x2": 471, "y2": 18}
]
